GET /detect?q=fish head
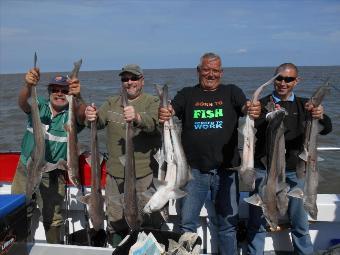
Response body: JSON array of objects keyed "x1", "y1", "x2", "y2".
[
  {"x1": 78, "y1": 193, "x2": 105, "y2": 231},
  {"x1": 266, "y1": 108, "x2": 286, "y2": 122},
  {"x1": 304, "y1": 198, "x2": 318, "y2": 220},
  {"x1": 91, "y1": 212, "x2": 105, "y2": 231},
  {"x1": 308, "y1": 207, "x2": 318, "y2": 220},
  {"x1": 261, "y1": 189, "x2": 279, "y2": 229},
  {"x1": 310, "y1": 81, "x2": 330, "y2": 107},
  {"x1": 137, "y1": 188, "x2": 155, "y2": 210},
  {"x1": 143, "y1": 202, "x2": 153, "y2": 214},
  {"x1": 143, "y1": 188, "x2": 166, "y2": 214},
  {"x1": 263, "y1": 208, "x2": 278, "y2": 230},
  {"x1": 68, "y1": 59, "x2": 82, "y2": 80}
]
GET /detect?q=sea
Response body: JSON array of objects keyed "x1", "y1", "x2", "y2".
[{"x1": 1, "y1": 66, "x2": 339, "y2": 193}]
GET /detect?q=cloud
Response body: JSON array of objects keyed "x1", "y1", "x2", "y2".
[
  {"x1": 0, "y1": 27, "x2": 29, "y2": 38},
  {"x1": 237, "y1": 48, "x2": 248, "y2": 54},
  {"x1": 230, "y1": 23, "x2": 248, "y2": 29}
]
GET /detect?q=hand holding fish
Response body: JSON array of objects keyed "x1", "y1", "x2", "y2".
[
  {"x1": 245, "y1": 100, "x2": 261, "y2": 119},
  {"x1": 25, "y1": 68, "x2": 40, "y2": 87},
  {"x1": 67, "y1": 78, "x2": 81, "y2": 97},
  {"x1": 305, "y1": 102, "x2": 324, "y2": 120},
  {"x1": 123, "y1": 105, "x2": 141, "y2": 123},
  {"x1": 158, "y1": 105, "x2": 175, "y2": 124},
  {"x1": 85, "y1": 104, "x2": 97, "y2": 122}
]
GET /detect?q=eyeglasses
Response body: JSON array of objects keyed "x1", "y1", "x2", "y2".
[
  {"x1": 275, "y1": 75, "x2": 296, "y2": 83},
  {"x1": 49, "y1": 88, "x2": 69, "y2": 94},
  {"x1": 121, "y1": 76, "x2": 141, "y2": 82}
]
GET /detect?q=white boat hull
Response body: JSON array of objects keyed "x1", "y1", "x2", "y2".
[{"x1": 1, "y1": 184, "x2": 339, "y2": 254}]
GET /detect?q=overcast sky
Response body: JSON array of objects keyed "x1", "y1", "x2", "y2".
[{"x1": 1, "y1": 0, "x2": 340, "y2": 74}]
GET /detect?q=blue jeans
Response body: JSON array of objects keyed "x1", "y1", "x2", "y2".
[
  {"x1": 179, "y1": 168, "x2": 239, "y2": 255},
  {"x1": 247, "y1": 169, "x2": 313, "y2": 255}
]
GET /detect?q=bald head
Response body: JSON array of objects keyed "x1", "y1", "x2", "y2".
[{"x1": 275, "y1": 63, "x2": 298, "y2": 75}]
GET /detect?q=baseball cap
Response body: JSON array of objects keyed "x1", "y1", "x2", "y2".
[
  {"x1": 48, "y1": 75, "x2": 69, "y2": 86},
  {"x1": 119, "y1": 64, "x2": 143, "y2": 77}
]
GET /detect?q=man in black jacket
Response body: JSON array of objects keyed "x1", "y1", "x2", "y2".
[{"x1": 247, "y1": 63, "x2": 332, "y2": 255}]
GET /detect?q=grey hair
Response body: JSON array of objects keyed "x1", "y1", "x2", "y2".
[
  {"x1": 275, "y1": 63, "x2": 299, "y2": 75},
  {"x1": 198, "y1": 52, "x2": 222, "y2": 68}
]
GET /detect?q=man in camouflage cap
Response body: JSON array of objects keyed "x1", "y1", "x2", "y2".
[{"x1": 85, "y1": 64, "x2": 163, "y2": 246}]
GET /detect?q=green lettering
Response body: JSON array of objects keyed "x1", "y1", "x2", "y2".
[
  {"x1": 215, "y1": 108, "x2": 223, "y2": 117},
  {"x1": 206, "y1": 110, "x2": 214, "y2": 118},
  {"x1": 193, "y1": 110, "x2": 201, "y2": 119}
]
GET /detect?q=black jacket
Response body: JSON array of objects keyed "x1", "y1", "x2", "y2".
[{"x1": 254, "y1": 94, "x2": 332, "y2": 171}]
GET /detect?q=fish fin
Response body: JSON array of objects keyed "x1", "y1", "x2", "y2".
[
  {"x1": 109, "y1": 194, "x2": 123, "y2": 206},
  {"x1": 187, "y1": 167, "x2": 193, "y2": 181},
  {"x1": 153, "y1": 178, "x2": 167, "y2": 190},
  {"x1": 153, "y1": 149, "x2": 160, "y2": 162},
  {"x1": 85, "y1": 155, "x2": 91, "y2": 166},
  {"x1": 317, "y1": 156, "x2": 324, "y2": 162},
  {"x1": 277, "y1": 182, "x2": 289, "y2": 193},
  {"x1": 230, "y1": 165, "x2": 240, "y2": 171},
  {"x1": 169, "y1": 188, "x2": 187, "y2": 200},
  {"x1": 58, "y1": 159, "x2": 68, "y2": 170},
  {"x1": 77, "y1": 194, "x2": 91, "y2": 204},
  {"x1": 26, "y1": 157, "x2": 33, "y2": 168},
  {"x1": 43, "y1": 159, "x2": 67, "y2": 173},
  {"x1": 138, "y1": 188, "x2": 156, "y2": 201},
  {"x1": 99, "y1": 153, "x2": 104, "y2": 165},
  {"x1": 244, "y1": 193, "x2": 263, "y2": 207},
  {"x1": 84, "y1": 150, "x2": 104, "y2": 165},
  {"x1": 82, "y1": 150, "x2": 91, "y2": 158},
  {"x1": 298, "y1": 149, "x2": 308, "y2": 162},
  {"x1": 265, "y1": 99, "x2": 275, "y2": 112},
  {"x1": 238, "y1": 122, "x2": 245, "y2": 135},
  {"x1": 154, "y1": 149, "x2": 165, "y2": 165},
  {"x1": 287, "y1": 187, "x2": 304, "y2": 199},
  {"x1": 276, "y1": 187, "x2": 289, "y2": 216},
  {"x1": 119, "y1": 155, "x2": 126, "y2": 166}
]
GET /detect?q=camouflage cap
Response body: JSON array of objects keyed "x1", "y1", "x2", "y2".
[{"x1": 119, "y1": 64, "x2": 143, "y2": 77}]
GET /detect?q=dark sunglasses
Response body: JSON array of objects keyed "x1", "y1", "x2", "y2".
[
  {"x1": 275, "y1": 75, "x2": 296, "y2": 83},
  {"x1": 121, "y1": 76, "x2": 141, "y2": 82},
  {"x1": 49, "y1": 88, "x2": 69, "y2": 94}
]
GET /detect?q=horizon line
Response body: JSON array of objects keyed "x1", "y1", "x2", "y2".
[{"x1": 1, "y1": 64, "x2": 339, "y2": 75}]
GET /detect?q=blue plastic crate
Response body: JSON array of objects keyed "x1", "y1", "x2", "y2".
[
  {"x1": 330, "y1": 238, "x2": 340, "y2": 246},
  {"x1": 0, "y1": 194, "x2": 25, "y2": 218}
]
